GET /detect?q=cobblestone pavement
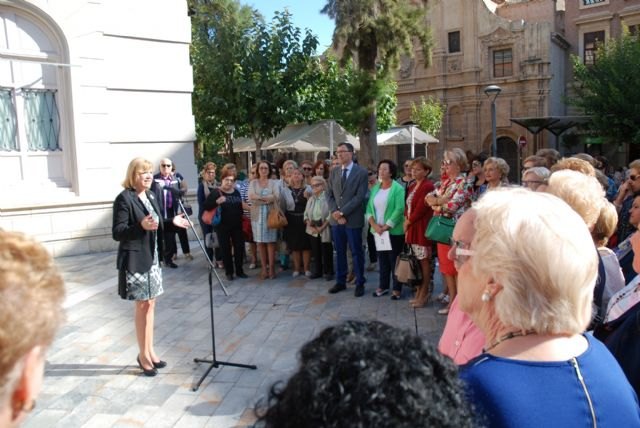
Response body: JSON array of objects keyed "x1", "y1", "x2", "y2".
[{"x1": 25, "y1": 246, "x2": 447, "y2": 428}]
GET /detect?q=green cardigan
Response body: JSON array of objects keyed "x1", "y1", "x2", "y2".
[{"x1": 365, "y1": 180, "x2": 406, "y2": 236}]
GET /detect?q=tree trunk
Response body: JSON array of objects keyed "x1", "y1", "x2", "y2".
[
  {"x1": 254, "y1": 138, "x2": 263, "y2": 161},
  {"x1": 358, "y1": 109, "x2": 378, "y2": 170}
]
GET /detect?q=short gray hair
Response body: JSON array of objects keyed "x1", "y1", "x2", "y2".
[{"x1": 471, "y1": 188, "x2": 597, "y2": 335}]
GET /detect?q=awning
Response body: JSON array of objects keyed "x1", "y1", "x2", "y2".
[
  {"x1": 510, "y1": 116, "x2": 592, "y2": 136},
  {"x1": 377, "y1": 125, "x2": 439, "y2": 146},
  {"x1": 229, "y1": 120, "x2": 358, "y2": 153}
]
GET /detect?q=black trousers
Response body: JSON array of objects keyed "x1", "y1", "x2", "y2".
[
  {"x1": 176, "y1": 227, "x2": 190, "y2": 255},
  {"x1": 310, "y1": 235, "x2": 334, "y2": 276},
  {"x1": 217, "y1": 225, "x2": 245, "y2": 276},
  {"x1": 163, "y1": 221, "x2": 178, "y2": 263},
  {"x1": 367, "y1": 230, "x2": 378, "y2": 263}
]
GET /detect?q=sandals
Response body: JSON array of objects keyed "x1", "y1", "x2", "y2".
[{"x1": 372, "y1": 289, "x2": 389, "y2": 297}]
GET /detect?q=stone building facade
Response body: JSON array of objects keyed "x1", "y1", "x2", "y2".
[
  {"x1": 393, "y1": 0, "x2": 568, "y2": 180},
  {"x1": 0, "y1": 0, "x2": 196, "y2": 256},
  {"x1": 564, "y1": 0, "x2": 640, "y2": 164}
]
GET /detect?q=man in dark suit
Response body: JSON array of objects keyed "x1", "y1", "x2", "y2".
[{"x1": 326, "y1": 142, "x2": 369, "y2": 296}]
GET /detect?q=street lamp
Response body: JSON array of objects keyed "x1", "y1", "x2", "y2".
[{"x1": 484, "y1": 85, "x2": 501, "y2": 156}]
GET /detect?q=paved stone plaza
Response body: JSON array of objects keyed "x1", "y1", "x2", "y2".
[{"x1": 24, "y1": 246, "x2": 447, "y2": 428}]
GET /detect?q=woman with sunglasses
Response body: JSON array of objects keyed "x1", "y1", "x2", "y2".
[
  {"x1": 425, "y1": 148, "x2": 474, "y2": 315},
  {"x1": 304, "y1": 176, "x2": 334, "y2": 280}
]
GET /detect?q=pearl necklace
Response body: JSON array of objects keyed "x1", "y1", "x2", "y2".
[{"x1": 483, "y1": 330, "x2": 536, "y2": 353}]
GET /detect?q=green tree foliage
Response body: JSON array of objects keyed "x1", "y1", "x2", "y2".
[
  {"x1": 191, "y1": 0, "x2": 319, "y2": 161},
  {"x1": 570, "y1": 32, "x2": 640, "y2": 144},
  {"x1": 307, "y1": 55, "x2": 397, "y2": 135},
  {"x1": 410, "y1": 96, "x2": 445, "y2": 138},
  {"x1": 322, "y1": 0, "x2": 433, "y2": 168}
]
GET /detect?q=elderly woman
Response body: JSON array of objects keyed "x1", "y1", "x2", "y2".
[
  {"x1": 0, "y1": 231, "x2": 65, "y2": 427},
  {"x1": 425, "y1": 148, "x2": 474, "y2": 314},
  {"x1": 197, "y1": 162, "x2": 222, "y2": 266},
  {"x1": 522, "y1": 166, "x2": 550, "y2": 192},
  {"x1": 284, "y1": 168, "x2": 312, "y2": 277},
  {"x1": 304, "y1": 175, "x2": 334, "y2": 280},
  {"x1": 366, "y1": 160, "x2": 406, "y2": 299},
  {"x1": 482, "y1": 156, "x2": 509, "y2": 191},
  {"x1": 113, "y1": 157, "x2": 189, "y2": 376},
  {"x1": 457, "y1": 188, "x2": 640, "y2": 427},
  {"x1": 249, "y1": 160, "x2": 283, "y2": 279},
  {"x1": 203, "y1": 170, "x2": 247, "y2": 281},
  {"x1": 404, "y1": 157, "x2": 435, "y2": 307}
]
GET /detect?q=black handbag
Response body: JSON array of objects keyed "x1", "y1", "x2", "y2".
[{"x1": 394, "y1": 245, "x2": 423, "y2": 285}]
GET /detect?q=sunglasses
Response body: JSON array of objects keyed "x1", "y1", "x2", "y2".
[
  {"x1": 303, "y1": 167, "x2": 312, "y2": 171},
  {"x1": 630, "y1": 175, "x2": 640, "y2": 181},
  {"x1": 368, "y1": 172, "x2": 376, "y2": 176},
  {"x1": 161, "y1": 164, "x2": 172, "y2": 167}
]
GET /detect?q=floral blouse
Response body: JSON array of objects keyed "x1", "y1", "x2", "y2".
[{"x1": 428, "y1": 173, "x2": 474, "y2": 220}]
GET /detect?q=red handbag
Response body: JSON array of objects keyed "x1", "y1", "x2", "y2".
[
  {"x1": 201, "y1": 208, "x2": 216, "y2": 225},
  {"x1": 242, "y1": 216, "x2": 253, "y2": 241}
]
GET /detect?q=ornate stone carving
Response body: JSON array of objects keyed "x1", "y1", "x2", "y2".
[{"x1": 399, "y1": 55, "x2": 414, "y2": 78}]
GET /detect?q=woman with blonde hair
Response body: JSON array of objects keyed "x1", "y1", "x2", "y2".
[
  {"x1": 457, "y1": 188, "x2": 640, "y2": 427},
  {"x1": 0, "y1": 231, "x2": 66, "y2": 427},
  {"x1": 113, "y1": 157, "x2": 189, "y2": 376},
  {"x1": 425, "y1": 148, "x2": 474, "y2": 314}
]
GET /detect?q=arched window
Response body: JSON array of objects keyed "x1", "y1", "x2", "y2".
[{"x1": 0, "y1": 5, "x2": 73, "y2": 192}]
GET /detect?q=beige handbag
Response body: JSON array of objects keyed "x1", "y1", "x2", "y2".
[{"x1": 267, "y1": 202, "x2": 288, "y2": 229}]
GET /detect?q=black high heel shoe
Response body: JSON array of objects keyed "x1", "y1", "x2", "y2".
[
  {"x1": 152, "y1": 360, "x2": 167, "y2": 369},
  {"x1": 137, "y1": 355, "x2": 158, "y2": 377}
]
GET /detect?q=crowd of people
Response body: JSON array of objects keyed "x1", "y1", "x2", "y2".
[{"x1": 4, "y1": 145, "x2": 640, "y2": 427}]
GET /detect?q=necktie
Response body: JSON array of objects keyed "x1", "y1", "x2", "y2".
[
  {"x1": 341, "y1": 168, "x2": 347, "y2": 187},
  {"x1": 164, "y1": 177, "x2": 173, "y2": 209}
]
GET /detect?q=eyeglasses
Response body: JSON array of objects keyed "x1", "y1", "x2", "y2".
[
  {"x1": 311, "y1": 183, "x2": 323, "y2": 188},
  {"x1": 472, "y1": 161, "x2": 482, "y2": 168},
  {"x1": 161, "y1": 164, "x2": 172, "y2": 168},
  {"x1": 335, "y1": 150, "x2": 351, "y2": 154},
  {"x1": 368, "y1": 172, "x2": 376, "y2": 176},
  {"x1": 303, "y1": 167, "x2": 312, "y2": 171},
  {"x1": 449, "y1": 239, "x2": 475, "y2": 266},
  {"x1": 222, "y1": 178, "x2": 235, "y2": 183},
  {"x1": 404, "y1": 164, "x2": 411, "y2": 168},
  {"x1": 630, "y1": 175, "x2": 640, "y2": 181}
]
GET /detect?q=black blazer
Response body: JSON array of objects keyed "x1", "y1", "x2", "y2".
[{"x1": 112, "y1": 189, "x2": 164, "y2": 273}]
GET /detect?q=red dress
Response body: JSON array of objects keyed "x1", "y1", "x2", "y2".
[{"x1": 405, "y1": 179, "x2": 435, "y2": 247}]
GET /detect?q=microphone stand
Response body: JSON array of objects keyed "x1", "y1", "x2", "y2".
[{"x1": 177, "y1": 199, "x2": 257, "y2": 391}]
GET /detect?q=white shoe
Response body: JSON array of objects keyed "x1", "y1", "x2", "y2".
[
  {"x1": 292, "y1": 271, "x2": 300, "y2": 278},
  {"x1": 366, "y1": 262, "x2": 377, "y2": 272},
  {"x1": 442, "y1": 295, "x2": 451, "y2": 304},
  {"x1": 305, "y1": 271, "x2": 312, "y2": 278},
  {"x1": 249, "y1": 263, "x2": 256, "y2": 269}
]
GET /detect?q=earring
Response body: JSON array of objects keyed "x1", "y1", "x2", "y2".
[{"x1": 481, "y1": 291, "x2": 491, "y2": 302}]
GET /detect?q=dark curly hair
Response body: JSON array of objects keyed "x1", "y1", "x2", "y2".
[{"x1": 254, "y1": 320, "x2": 475, "y2": 428}]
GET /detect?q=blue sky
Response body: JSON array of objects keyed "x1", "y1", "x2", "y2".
[{"x1": 247, "y1": 0, "x2": 335, "y2": 51}]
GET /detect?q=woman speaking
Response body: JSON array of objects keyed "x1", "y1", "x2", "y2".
[{"x1": 112, "y1": 157, "x2": 189, "y2": 376}]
